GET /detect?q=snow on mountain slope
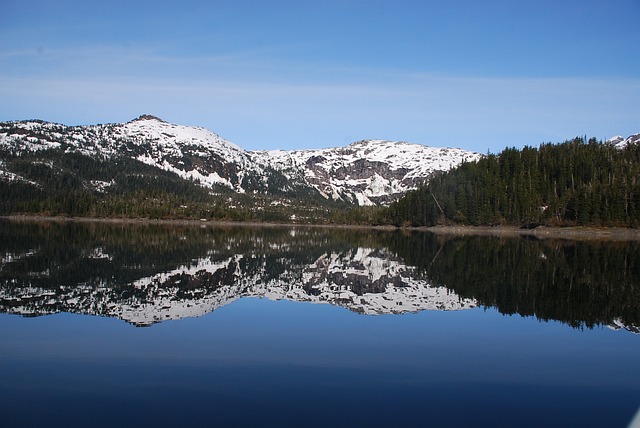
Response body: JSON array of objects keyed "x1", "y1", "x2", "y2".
[
  {"x1": 256, "y1": 140, "x2": 481, "y2": 205},
  {"x1": 0, "y1": 115, "x2": 481, "y2": 205},
  {"x1": 0, "y1": 115, "x2": 257, "y2": 191},
  {"x1": 114, "y1": 115, "x2": 256, "y2": 190},
  {"x1": 608, "y1": 133, "x2": 640, "y2": 149},
  {"x1": 0, "y1": 120, "x2": 65, "y2": 153}
]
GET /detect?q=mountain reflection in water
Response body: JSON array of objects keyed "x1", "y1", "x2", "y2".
[{"x1": 0, "y1": 220, "x2": 638, "y2": 331}]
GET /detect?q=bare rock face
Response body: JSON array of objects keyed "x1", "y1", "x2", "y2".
[{"x1": 131, "y1": 114, "x2": 167, "y2": 123}]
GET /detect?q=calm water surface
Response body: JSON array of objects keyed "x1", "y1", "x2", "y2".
[{"x1": 0, "y1": 220, "x2": 638, "y2": 427}]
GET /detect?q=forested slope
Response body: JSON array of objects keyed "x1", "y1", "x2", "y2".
[
  {"x1": 384, "y1": 137, "x2": 640, "y2": 227},
  {"x1": 0, "y1": 149, "x2": 345, "y2": 222}
]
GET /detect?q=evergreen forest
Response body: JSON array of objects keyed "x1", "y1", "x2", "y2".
[{"x1": 383, "y1": 137, "x2": 640, "y2": 228}]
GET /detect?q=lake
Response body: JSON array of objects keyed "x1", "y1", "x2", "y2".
[{"x1": 0, "y1": 219, "x2": 639, "y2": 427}]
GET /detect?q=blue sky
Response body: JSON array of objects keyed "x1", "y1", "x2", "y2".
[{"x1": 1, "y1": 0, "x2": 639, "y2": 152}]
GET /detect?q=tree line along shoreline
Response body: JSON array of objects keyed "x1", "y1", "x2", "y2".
[
  {"x1": 3, "y1": 215, "x2": 640, "y2": 242},
  {"x1": 2, "y1": 136, "x2": 640, "y2": 231}
]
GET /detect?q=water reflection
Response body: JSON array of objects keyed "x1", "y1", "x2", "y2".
[
  {"x1": 1, "y1": 220, "x2": 639, "y2": 331},
  {"x1": 388, "y1": 232, "x2": 640, "y2": 331}
]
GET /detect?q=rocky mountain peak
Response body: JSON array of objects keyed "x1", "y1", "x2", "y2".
[{"x1": 130, "y1": 114, "x2": 166, "y2": 123}]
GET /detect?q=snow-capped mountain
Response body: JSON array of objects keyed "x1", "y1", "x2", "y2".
[
  {"x1": 608, "y1": 133, "x2": 640, "y2": 149},
  {"x1": 255, "y1": 140, "x2": 480, "y2": 205},
  {"x1": 0, "y1": 115, "x2": 259, "y2": 192},
  {"x1": 0, "y1": 115, "x2": 481, "y2": 205}
]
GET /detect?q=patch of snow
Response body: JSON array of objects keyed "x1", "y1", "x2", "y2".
[{"x1": 610, "y1": 133, "x2": 640, "y2": 149}]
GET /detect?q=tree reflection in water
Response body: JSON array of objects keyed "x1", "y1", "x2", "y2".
[{"x1": 1, "y1": 219, "x2": 638, "y2": 331}]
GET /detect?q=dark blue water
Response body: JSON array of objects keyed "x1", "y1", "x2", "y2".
[
  {"x1": 2, "y1": 300, "x2": 638, "y2": 427},
  {"x1": 0, "y1": 220, "x2": 638, "y2": 427}
]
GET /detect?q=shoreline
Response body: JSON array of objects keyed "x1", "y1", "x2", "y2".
[
  {"x1": 420, "y1": 225, "x2": 640, "y2": 241},
  {"x1": 2, "y1": 215, "x2": 640, "y2": 240},
  {"x1": 0, "y1": 215, "x2": 396, "y2": 231}
]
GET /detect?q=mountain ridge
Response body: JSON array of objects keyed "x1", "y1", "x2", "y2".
[
  {"x1": 0, "y1": 115, "x2": 481, "y2": 206},
  {"x1": 608, "y1": 133, "x2": 640, "y2": 148}
]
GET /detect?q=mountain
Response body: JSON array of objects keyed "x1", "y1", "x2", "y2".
[
  {"x1": 254, "y1": 139, "x2": 480, "y2": 205},
  {"x1": 608, "y1": 133, "x2": 640, "y2": 149},
  {"x1": 0, "y1": 115, "x2": 481, "y2": 207}
]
